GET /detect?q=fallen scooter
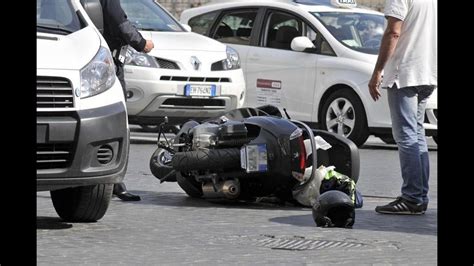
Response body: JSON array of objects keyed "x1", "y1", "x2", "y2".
[{"x1": 149, "y1": 105, "x2": 359, "y2": 205}]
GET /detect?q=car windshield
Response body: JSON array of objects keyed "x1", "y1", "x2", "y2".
[
  {"x1": 37, "y1": 0, "x2": 82, "y2": 35},
  {"x1": 312, "y1": 11, "x2": 385, "y2": 54},
  {"x1": 120, "y1": 0, "x2": 184, "y2": 32}
]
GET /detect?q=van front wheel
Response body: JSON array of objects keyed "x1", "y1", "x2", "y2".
[
  {"x1": 320, "y1": 89, "x2": 369, "y2": 147},
  {"x1": 50, "y1": 184, "x2": 113, "y2": 222}
]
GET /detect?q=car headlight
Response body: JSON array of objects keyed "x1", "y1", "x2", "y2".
[
  {"x1": 212, "y1": 46, "x2": 241, "y2": 71},
  {"x1": 125, "y1": 46, "x2": 160, "y2": 68},
  {"x1": 222, "y1": 46, "x2": 241, "y2": 70},
  {"x1": 80, "y1": 47, "x2": 116, "y2": 98}
]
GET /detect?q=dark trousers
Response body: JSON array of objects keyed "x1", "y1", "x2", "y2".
[{"x1": 114, "y1": 62, "x2": 128, "y2": 194}]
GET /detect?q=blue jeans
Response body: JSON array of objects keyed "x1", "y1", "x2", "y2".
[{"x1": 387, "y1": 85, "x2": 435, "y2": 205}]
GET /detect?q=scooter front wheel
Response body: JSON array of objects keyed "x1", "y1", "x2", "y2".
[{"x1": 149, "y1": 148, "x2": 175, "y2": 181}]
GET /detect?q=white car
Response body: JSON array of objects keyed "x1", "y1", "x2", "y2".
[
  {"x1": 119, "y1": 0, "x2": 246, "y2": 131},
  {"x1": 181, "y1": 0, "x2": 438, "y2": 146}
]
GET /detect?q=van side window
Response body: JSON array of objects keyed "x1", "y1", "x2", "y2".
[
  {"x1": 211, "y1": 9, "x2": 258, "y2": 46},
  {"x1": 188, "y1": 11, "x2": 219, "y2": 35}
]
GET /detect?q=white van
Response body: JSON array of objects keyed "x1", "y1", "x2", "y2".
[
  {"x1": 37, "y1": 0, "x2": 129, "y2": 222},
  {"x1": 181, "y1": 0, "x2": 438, "y2": 146}
]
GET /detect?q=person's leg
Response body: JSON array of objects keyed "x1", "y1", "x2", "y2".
[
  {"x1": 416, "y1": 86, "x2": 435, "y2": 208},
  {"x1": 387, "y1": 85, "x2": 424, "y2": 204},
  {"x1": 113, "y1": 63, "x2": 141, "y2": 201}
]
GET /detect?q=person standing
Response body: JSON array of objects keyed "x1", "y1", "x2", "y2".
[
  {"x1": 368, "y1": 0, "x2": 437, "y2": 214},
  {"x1": 100, "y1": 0, "x2": 154, "y2": 201}
]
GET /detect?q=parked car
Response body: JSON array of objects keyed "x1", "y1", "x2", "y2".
[
  {"x1": 180, "y1": 0, "x2": 438, "y2": 146},
  {"x1": 37, "y1": 0, "x2": 129, "y2": 222},
  {"x1": 119, "y1": 0, "x2": 246, "y2": 132}
]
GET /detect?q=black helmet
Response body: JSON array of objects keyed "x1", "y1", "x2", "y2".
[{"x1": 312, "y1": 190, "x2": 355, "y2": 228}]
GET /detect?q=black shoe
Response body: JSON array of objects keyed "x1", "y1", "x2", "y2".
[
  {"x1": 115, "y1": 191, "x2": 141, "y2": 201},
  {"x1": 422, "y1": 202, "x2": 428, "y2": 213},
  {"x1": 375, "y1": 197, "x2": 423, "y2": 215}
]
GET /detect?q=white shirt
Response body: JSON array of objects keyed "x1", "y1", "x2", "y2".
[{"x1": 382, "y1": 0, "x2": 437, "y2": 89}]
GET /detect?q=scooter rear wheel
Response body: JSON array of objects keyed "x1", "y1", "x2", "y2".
[
  {"x1": 176, "y1": 172, "x2": 203, "y2": 198},
  {"x1": 172, "y1": 148, "x2": 241, "y2": 171}
]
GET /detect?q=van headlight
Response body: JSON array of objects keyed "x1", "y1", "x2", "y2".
[
  {"x1": 80, "y1": 47, "x2": 116, "y2": 98},
  {"x1": 222, "y1": 46, "x2": 241, "y2": 70},
  {"x1": 125, "y1": 46, "x2": 160, "y2": 68}
]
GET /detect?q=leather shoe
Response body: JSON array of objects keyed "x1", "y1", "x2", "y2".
[{"x1": 115, "y1": 191, "x2": 141, "y2": 201}]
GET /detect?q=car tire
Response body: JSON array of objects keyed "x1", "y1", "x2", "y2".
[
  {"x1": 149, "y1": 148, "x2": 175, "y2": 181},
  {"x1": 320, "y1": 89, "x2": 369, "y2": 147},
  {"x1": 432, "y1": 136, "x2": 438, "y2": 144},
  {"x1": 176, "y1": 172, "x2": 203, "y2": 198},
  {"x1": 50, "y1": 184, "x2": 113, "y2": 222}
]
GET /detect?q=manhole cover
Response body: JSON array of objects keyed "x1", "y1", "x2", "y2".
[{"x1": 255, "y1": 235, "x2": 366, "y2": 251}]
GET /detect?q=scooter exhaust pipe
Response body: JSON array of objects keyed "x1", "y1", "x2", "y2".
[{"x1": 202, "y1": 180, "x2": 240, "y2": 199}]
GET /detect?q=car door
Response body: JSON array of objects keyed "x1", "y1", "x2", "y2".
[{"x1": 241, "y1": 9, "x2": 325, "y2": 121}]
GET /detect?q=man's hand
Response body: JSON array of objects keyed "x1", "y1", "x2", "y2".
[
  {"x1": 368, "y1": 71, "x2": 382, "y2": 101},
  {"x1": 143, "y1": 39, "x2": 154, "y2": 53}
]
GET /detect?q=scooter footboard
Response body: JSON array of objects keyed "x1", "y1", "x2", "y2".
[{"x1": 312, "y1": 130, "x2": 360, "y2": 183}]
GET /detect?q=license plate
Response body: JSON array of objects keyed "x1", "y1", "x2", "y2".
[
  {"x1": 184, "y1": 84, "x2": 216, "y2": 97},
  {"x1": 240, "y1": 144, "x2": 268, "y2": 173}
]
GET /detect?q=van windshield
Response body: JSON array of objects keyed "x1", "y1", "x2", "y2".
[
  {"x1": 120, "y1": 0, "x2": 184, "y2": 32},
  {"x1": 37, "y1": 0, "x2": 81, "y2": 35},
  {"x1": 312, "y1": 12, "x2": 385, "y2": 54}
]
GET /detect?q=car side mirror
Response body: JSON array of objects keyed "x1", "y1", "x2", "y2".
[
  {"x1": 291, "y1": 36, "x2": 317, "y2": 53},
  {"x1": 181, "y1": 24, "x2": 192, "y2": 32}
]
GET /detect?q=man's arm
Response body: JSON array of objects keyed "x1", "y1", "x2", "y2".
[
  {"x1": 368, "y1": 16, "x2": 403, "y2": 101},
  {"x1": 103, "y1": 0, "x2": 151, "y2": 52}
]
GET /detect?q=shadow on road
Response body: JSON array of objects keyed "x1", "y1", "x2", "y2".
[
  {"x1": 269, "y1": 209, "x2": 437, "y2": 236},
  {"x1": 37, "y1": 217, "x2": 73, "y2": 230},
  {"x1": 113, "y1": 190, "x2": 308, "y2": 211}
]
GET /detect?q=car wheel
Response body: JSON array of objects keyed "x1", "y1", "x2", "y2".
[
  {"x1": 149, "y1": 148, "x2": 175, "y2": 181},
  {"x1": 378, "y1": 134, "x2": 396, "y2": 144},
  {"x1": 139, "y1": 124, "x2": 160, "y2": 132},
  {"x1": 50, "y1": 184, "x2": 113, "y2": 222},
  {"x1": 320, "y1": 89, "x2": 369, "y2": 147}
]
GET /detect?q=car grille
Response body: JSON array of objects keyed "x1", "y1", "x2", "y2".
[
  {"x1": 37, "y1": 143, "x2": 74, "y2": 169},
  {"x1": 162, "y1": 98, "x2": 226, "y2": 107},
  {"x1": 155, "y1": 58, "x2": 180, "y2": 69},
  {"x1": 37, "y1": 77, "x2": 74, "y2": 108},
  {"x1": 160, "y1": 76, "x2": 231, "y2": 83}
]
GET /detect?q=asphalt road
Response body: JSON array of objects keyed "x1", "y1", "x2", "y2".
[{"x1": 37, "y1": 130, "x2": 438, "y2": 264}]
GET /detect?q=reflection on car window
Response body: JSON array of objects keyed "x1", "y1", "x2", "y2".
[
  {"x1": 37, "y1": 0, "x2": 81, "y2": 34},
  {"x1": 212, "y1": 10, "x2": 258, "y2": 45},
  {"x1": 313, "y1": 11, "x2": 385, "y2": 54},
  {"x1": 120, "y1": 0, "x2": 183, "y2": 32},
  {"x1": 188, "y1": 11, "x2": 219, "y2": 35},
  {"x1": 264, "y1": 11, "x2": 303, "y2": 50}
]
